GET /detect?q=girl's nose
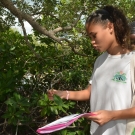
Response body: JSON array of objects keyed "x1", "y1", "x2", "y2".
[{"x1": 91, "y1": 40, "x2": 96, "y2": 46}]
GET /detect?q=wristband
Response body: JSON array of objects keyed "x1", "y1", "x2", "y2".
[{"x1": 66, "y1": 90, "x2": 69, "y2": 100}]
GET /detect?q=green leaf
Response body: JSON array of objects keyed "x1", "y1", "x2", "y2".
[
  {"x1": 59, "y1": 129, "x2": 67, "y2": 135},
  {"x1": 5, "y1": 98, "x2": 16, "y2": 106},
  {"x1": 53, "y1": 95, "x2": 64, "y2": 106}
]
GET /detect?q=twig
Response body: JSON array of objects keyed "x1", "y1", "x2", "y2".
[
  {"x1": 27, "y1": 125, "x2": 39, "y2": 135},
  {"x1": 15, "y1": 122, "x2": 18, "y2": 135}
]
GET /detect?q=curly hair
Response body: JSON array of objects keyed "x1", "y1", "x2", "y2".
[{"x1": 86, "y1": 5, "x2": 131, "y2": 49}]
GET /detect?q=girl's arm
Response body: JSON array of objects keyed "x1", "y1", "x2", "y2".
[
  {"x1": 47, "y1": 84, "x2": 91, "y2": 101},
  {"x1": 87, "y1": 107, "x2": 135, "y2": 126},
  {"x1": 111, "y1": 107, "x2": 135, "y2": 120}
]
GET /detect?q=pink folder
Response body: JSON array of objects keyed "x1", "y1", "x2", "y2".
[{"x1": 37, "y1": 113, "x2": 94, "y2": 134}]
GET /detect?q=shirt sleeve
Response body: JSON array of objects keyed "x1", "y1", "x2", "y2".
[
  {"x1": 88, "y1": 56, "x2": 100, "y2": 85},
  {"x1": 89, "y1": 76, "x2": 93, "y2": 84},
  {"x1": 89, "y1": 68, "x2": 96, "y2": 84},
  {"x1": 89, "y1": 52, "x2": 108, "y2": 85}
]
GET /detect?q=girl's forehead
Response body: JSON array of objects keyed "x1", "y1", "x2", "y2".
[
  {"x1": 86, "y1": 23, "x2": 104, "y2": 33},
  {"x1": 86, "y1": 23, "x2": 101, "y2": 27},
  {"x1": 86, "y1": 22, "x2": 105, "y2": 29}
]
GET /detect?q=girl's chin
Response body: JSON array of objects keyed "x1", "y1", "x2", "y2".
[
  {"x1": 94, "y1": 47, "x2": 104, "y2": 52},
  {"x1": 95, "y1": 48, "x2": 102, "y2": 52}
]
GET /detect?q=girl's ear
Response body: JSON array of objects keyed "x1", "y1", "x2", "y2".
[{"x1": 107, "y1": 22, "x2": 114, "y2": 34}]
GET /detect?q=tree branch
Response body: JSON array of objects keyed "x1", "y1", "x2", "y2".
[
  {"x1": 0, "y1": 0, "x2": 62, "y2": 43},
  {"x1": 53, "y1": 11, "x2": 84, "y2": 33},
  {"x1": 0, "y1": 0, "x2": 88, "y2": 57},
  {"x1": 19, "y1": 18, "x2": 42, "y2": 59}
]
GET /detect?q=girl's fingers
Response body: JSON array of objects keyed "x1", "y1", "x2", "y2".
[
  {"x1": 47, "y1": 89, "x2": 54, "y2": 100},
  {"x1": 47, "y1": 89, "x2": 59, "y2": 100},
  {"x1": 48, "y1": 89, "x2": 55, "y2": 95}
]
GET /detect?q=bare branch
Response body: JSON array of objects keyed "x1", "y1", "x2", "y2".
[
  {"x1": 53, "y1": 11, "x2": 84, "y2": 33},
  {"x1": 53, "y1": 26, "x2": 72, "y2": 34},
  {"x1": 19, "y1": 17, "x2": 43, "y2": 59},
  {"x1": 0, "y1": 0, "x2": 62, "y2": 43}
]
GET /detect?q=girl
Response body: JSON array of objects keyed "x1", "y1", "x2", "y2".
[{"x1": 48, "y1": 5, "x2": 135, "y2": 135}]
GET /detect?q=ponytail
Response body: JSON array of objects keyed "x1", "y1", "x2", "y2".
[{"x1": 103, "y1": 6, "x2": 130, "y2": 49}]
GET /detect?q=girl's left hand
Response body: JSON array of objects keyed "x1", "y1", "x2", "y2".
[{"x1": 86, "y1": 110, "x2": 114, "y2": 126}]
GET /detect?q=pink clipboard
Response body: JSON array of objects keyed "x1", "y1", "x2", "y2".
[{"x1": 36, "y1": 113, "x2": 94, "y2": 134}]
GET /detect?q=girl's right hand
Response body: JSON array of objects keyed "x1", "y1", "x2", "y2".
[{"x1": 47, "y1": 89, "x2": 65, "y2": 100}]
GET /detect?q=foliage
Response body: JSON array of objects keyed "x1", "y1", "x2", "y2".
[{"x1": 0, "y1": 29, "x2": 97, "y2": 134}]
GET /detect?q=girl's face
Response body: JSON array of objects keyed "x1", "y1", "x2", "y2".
[{"x1": 86, "y1": 23, "x2": 114, "y2": 53}]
